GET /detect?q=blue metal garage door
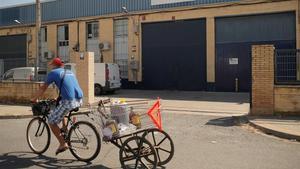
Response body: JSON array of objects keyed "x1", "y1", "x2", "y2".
[
  {"x1": 0, "y1": 34, "x2": 27, "y2": 74},
  {"x1": 142, "y1": 19, "x2": 207, "y2": 90},
  {"x1": 215, "y1": 12, "x2": 296, "y2": 92}
]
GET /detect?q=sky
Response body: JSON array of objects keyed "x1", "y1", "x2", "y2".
[{"x1": 0, "y1": 0, "x2": 49, "y2": 8}]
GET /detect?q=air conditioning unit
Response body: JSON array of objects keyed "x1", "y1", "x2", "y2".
[{"x1": 99, "y1": 41, "x2": 111, "y2": 51}]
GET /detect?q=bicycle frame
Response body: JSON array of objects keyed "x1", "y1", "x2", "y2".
[{"x1": 35, "y1": 117, "x2": 47, "y2": 137}]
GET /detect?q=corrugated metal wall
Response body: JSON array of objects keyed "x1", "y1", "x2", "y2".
[
  {"x1": 215, "y1": 12, "x2": 296, "y2": 92},
  {"x1": 216, "y1": 12, "x2": 296, "y2": 44},
  {"x1": 142, "y1": 19, "x2": 207, "y2": 91},
  {"x1": 0, "y1": 0, "x2": 240, "y2": 27}
]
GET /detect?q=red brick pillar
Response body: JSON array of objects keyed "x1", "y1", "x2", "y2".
[{"x1": 251, "y1": 45, "x2": 275, "y2": 115}]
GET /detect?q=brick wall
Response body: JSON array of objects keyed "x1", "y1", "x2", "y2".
[
  {"x1": 251, "y1": 45, "x2": 275, "y2": 115},
  {"x1": 0, "y1": 82, "x2": 58, "y2": 104},
  {"x1": 274, "y1": 86, "x2": 300, "y2": 115}
]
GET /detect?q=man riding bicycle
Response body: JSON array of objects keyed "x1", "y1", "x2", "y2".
[{"x1": 31, "y1": 57, "x2": 83, "y2": 155}]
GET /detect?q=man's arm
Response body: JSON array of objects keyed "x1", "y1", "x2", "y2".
[{"x1": 31, "y1": 83, "x2": 49, "y2": 102}]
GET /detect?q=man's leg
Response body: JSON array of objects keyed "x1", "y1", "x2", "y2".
[
  {"x1": 49, "y1": 123, "x2": 68, "y2": 148},
  {"x1": 48, "y1": 104, "x2": 70, "y2": 152},
  {"x1": 61, "y1": 117, "x2": 68, "y2": 132}
]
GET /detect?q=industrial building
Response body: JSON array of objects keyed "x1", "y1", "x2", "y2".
[{"x1": 0, "y1": 0, "x2": 298, "y2": 92}]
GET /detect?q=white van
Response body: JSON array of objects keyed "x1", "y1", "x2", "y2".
[
  {"x1": 1, "y1": 67, "x2": 47, "y2": 82},
  {"x1": 64, "y1": 63, "x2": 121, "y2": 95},
  {"x1": 94, "y1": 63, "x2": 121, "y2": 95}
]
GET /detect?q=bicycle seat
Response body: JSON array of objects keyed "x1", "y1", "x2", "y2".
[{"x1": 70, "y1": 107, "x2": 79, "y2": 113}]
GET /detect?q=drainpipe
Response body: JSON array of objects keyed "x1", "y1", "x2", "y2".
[
  {"x1": 77, "y1": 20, "x2": 80, "y2": 51},
  {"x1": 35, "y1": 0, "x2": 41, "y2": 81}
]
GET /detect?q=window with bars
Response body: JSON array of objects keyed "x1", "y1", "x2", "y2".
[
  {"x1": 114, "y1": 19, "x2": 128, "y2": 79},
  {"x1": 87, "y1": 22, "x2": 100, "y2": 62},
  {"x1": 275, "y1": 49, "x2": 300, "y2": 84},
  {"x1": 58, "y1": 25, "x2": 69, "y2": 46},
  {"x1": 57, "y1": 25, "x2": 69, "y2": 62},
  {"x1": 87, "y1": 22, "x2": 99, "y2": 39},
  {"x1": 41, "y1": 27, "x2": 47, "y2": 42},
  {"x1": 40, "y1": 27, "x2": 48, "y2": 67}
]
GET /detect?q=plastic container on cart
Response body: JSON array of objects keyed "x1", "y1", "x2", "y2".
[
  {"x1": 129, "y1": 107, "x2": 141, "y2": 129},
  {"x1": 110, "y1": 101, "x2": 130, "y2": 125},
  {"x1": 103, "y1": 119, "x2": 119, "y2": 139}
]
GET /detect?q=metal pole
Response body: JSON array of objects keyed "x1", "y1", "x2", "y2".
[
  {"x1": 235, "y1": 78, "x2": 239, "y2": 92},
  {"x1": 35, "y1": 0, "x2": 41, "y2": 81}
]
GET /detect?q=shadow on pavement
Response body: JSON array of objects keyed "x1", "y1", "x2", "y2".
[
  {"x1": 98, "y1": 90, "x2": 250, "y2": 103},
  {"x1": 206, "y1": 116, "x2": 249, "y2": 127},
  {"x1": 206, "y1": 117, "x2": 236, "y2": 127},
  {"x1": 0, "y1": 151, "x2": 110, "y2": 169}
]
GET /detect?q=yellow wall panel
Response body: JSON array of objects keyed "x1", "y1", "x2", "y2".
[
  {"x1": 47, "y1": 24, "x2": 57, "y2": 57},
  {"x1": 99, "y1": 19, "x2": 114, "y2": 63}
]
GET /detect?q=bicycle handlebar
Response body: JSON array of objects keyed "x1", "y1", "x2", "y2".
[{"x1": 98, "y1": 99, "x2": 111, "y2": 106}]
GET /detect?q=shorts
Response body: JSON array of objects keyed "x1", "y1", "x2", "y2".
[{"x1": 48, "y1": 99, "x2": 82, "y2": 124}]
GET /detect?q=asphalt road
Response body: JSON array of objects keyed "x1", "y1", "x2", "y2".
[{"x1": 0, "y1": 113, "x2": 299, "y2": 169}]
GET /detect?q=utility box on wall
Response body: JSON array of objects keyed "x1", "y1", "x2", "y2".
[{"x1": 129, "y1": 60, "x2": 139, "y2": 70}]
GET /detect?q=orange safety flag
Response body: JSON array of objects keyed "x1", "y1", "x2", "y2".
[{"x1": 147, "y1": 98, "x2": 162, "y2": 130}]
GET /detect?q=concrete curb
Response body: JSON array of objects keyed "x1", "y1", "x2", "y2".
[
  {"x1": 0, "y1": 114, "x2": 33, "y2": 119},
  {"x1": 248, "y1": 120, "x2": 300, "y2": 141}
]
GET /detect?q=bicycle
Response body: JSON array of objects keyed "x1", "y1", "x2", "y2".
[{"x1": 26, "y1": 99, "x2": 101, "y2": 162}]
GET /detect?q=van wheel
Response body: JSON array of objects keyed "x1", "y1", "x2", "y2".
[
  {"x1": 94, "y1": 84, "x2": 102, "y2": 95},
  {"x1": 107, "y1": 90, "x2": 115, "y2": 95}
]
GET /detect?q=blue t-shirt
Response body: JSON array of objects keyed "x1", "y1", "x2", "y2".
[{"x1": 45, "y1": 68, "x2": 83, "y2": 100}]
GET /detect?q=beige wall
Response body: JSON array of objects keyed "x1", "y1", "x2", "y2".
[
  {"x1": 128, "y1": 15, "x2": 142, "y2": 81},
  {"x1": 206, "y1": 17, "x2": 215, "y2": 83},
  {"x1": 69, "y1": 22, "x2": 79, "y2": 55},
  {"x1": 274, "y1": 86, "x2": 300, "y2": 115},
  {"x1": 0, "y1": 82, "x2": 57, "y2": 104},
  {"x1": 47, "y1": 24, "x2": 57, "y2": 56},
  {"x1": 99, "y1": 19, "x2": 114, "y2": 63},
  {"x1": 79, "y1": 21, "x2": 86, "y2": 52},
  {"x1": 0, "y1": 0, "x2": 298, "y2": 82}
]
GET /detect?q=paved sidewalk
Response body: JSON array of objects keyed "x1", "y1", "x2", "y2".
[
  {"x1": 248, "y1": 117, "x2": 300, "y2": 141},
  {"x1": 0, "y1": 104, "x2": 32, "y2": 119}
]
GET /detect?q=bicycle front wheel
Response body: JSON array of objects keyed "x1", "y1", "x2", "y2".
[
  {"x1": 26, "y1": 117, "x2": 51, "y2": 154},
  {"x1": 68, "y1": 121, "x2": 101, "y2": 162}
]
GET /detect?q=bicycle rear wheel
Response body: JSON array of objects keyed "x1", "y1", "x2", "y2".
[
  {"x1": 26, "y1": 117, "x2": 51, "y2": 154},
  {"x1": 68, "y1": 121, "x2": 101, "y2": 162}
]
